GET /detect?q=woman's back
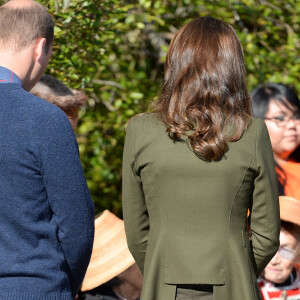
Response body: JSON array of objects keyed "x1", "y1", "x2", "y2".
[{"x1": 123, "y1": 113, "x2": 279, "y2": 300}]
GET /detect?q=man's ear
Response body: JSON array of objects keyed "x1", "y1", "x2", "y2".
[{"x1": 34, "y1": 37, "x2": 46, "y2": 61}]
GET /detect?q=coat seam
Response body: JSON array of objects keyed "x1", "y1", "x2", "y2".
[{"x1": 224, "y1": 152, "x2": 256, "y2": 287}]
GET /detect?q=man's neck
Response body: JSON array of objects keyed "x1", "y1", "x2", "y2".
[
  {"x1": 0, "y1": 45, "x2": 35, "y2": 90},
  {"x1": 0, "y1": 56, "x2": 26, "y2": 83}
]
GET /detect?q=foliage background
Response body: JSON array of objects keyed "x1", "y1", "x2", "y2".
[{"x1": 39, "y1": 0, "x2": 300, "y2": 216}]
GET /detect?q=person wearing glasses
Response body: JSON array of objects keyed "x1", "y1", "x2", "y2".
[
  {"x1": 259, "y1": 196, "x2": 300, "y2": 300},
  {"x1": 251, "y1": 83, "x2": 300, "y2": 199}
]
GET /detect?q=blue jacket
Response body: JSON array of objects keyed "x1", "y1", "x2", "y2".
[{"x1": 0, "y1": 67, "x2": 95, "y2": 299}]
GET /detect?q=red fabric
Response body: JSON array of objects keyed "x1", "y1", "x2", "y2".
[{"x1": 268, "y1": 289, "x2": 300, "y2": 298}]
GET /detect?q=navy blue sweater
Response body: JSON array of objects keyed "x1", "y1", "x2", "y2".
[{"x1": 0, "y1": 75, "x2": 94, "y2": 299}]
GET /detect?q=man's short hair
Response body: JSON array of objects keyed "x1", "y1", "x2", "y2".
[{"x1": 0, "y1": 0, "x2": 54, "y2": 53}]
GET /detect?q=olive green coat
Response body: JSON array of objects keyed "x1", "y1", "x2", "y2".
[{"x1": 122, "y1": 113, "x2": 280, "y2": 300}]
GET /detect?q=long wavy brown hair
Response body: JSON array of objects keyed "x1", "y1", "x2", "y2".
[{"x1": 153, "y1": 17, "x2": 252, "y2": 161}]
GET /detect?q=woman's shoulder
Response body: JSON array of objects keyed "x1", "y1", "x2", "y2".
[
  {"x1": 125, "y1": 113, "x2": 167, "y2": 146},
  {"x1": 243, "y1": 117, "x2": 269, "y2": 139},
  {"x1": 225, "y1": 117, "x2": 265, "y2": 142},
  {"x1": 127, "y1": 112, "x2": 164, "y2": 130},
  {"x1": 251, "y1": 116, "x2": 267, "y2": 128},
  {"x1": 129, "y1": 112, "x2": 160, "y2": 123},
  {"x1": 246, "y1": 116, "x2": 266, "y2": 130}
]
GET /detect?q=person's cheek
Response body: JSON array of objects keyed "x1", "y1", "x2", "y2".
[{"x1": 282, "y1": 260, "x2": 294, "y2": 281}]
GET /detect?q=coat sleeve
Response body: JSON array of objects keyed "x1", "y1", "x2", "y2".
[
  {"x1": 122, "y1": 117, "x2": 149, "y2": 274},
  {"x1": 38, "y1": 108, "x2": 95, "y2": 296},
  {"x1": 249, "y1": 119, "x2": 280, "y2": 277}
]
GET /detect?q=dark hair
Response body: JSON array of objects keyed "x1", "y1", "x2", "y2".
[
  {"x1": 36, "y1": 74, "x2": 74, "y2": 97},
  {"x1": 251, "y1": 83, "x2": 300, "y2": 119},
  {"x1": 281, "y1": 220, "x2": 300, "y2": 240},
  {"x1": 251, "y1": 83, "x2": 300, "y2": 194},
  {"x1": 0, "y1": 0, "x2": 54, "y2": 54},
  {"x1": 29, "y1": 74, "x2": 88, "y2": 113},
  {"x1": 153, "y1": 17, "x2": 252, "y2": 161}
]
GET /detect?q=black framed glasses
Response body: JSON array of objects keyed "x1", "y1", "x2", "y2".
[{"x1": 264, "y1": 114, "x2": 300, "y2": 127}]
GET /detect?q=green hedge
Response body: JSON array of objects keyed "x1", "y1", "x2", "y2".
[{"x1": 39, "y1": 0, "x2": 299, "y2": 216}]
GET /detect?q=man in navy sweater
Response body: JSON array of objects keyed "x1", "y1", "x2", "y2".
[{"x1": 0, "y1": 1, "x2": 95, "y2": 299}]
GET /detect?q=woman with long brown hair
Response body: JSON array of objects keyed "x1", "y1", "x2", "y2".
[{"x1": 122, "y1": 17, "x2": 280, "y2": 300}]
